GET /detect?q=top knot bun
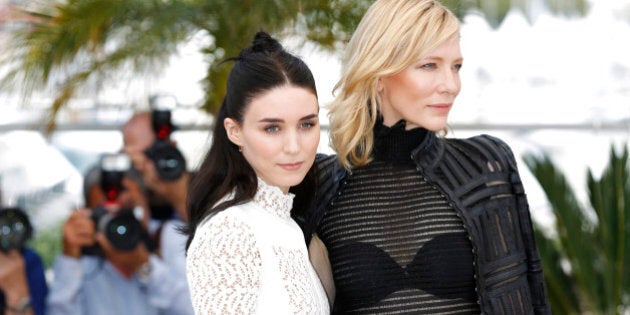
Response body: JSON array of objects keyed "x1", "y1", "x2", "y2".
[{"x1": 251, "y1": 31, "x2": 282, "y2": 53}]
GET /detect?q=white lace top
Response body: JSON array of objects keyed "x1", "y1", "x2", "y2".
[{"x1": 186, "y1": 179, "x2": 329, "y2": 314}]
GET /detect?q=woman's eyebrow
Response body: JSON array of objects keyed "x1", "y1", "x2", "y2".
[
  {"x1": 258, "y1": 113, "x2": 318, "y2": 123},
  {"x1": 300, "y1": 114, "x2": 318, "y2": 120},
  {"x1": 257, "y1": 118, "x2": 283, "y2": 123}
]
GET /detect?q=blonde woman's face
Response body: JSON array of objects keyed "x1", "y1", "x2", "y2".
[
  {"x1": 224, "y1": 85, "x2": 320, "y2": 194},
  {"x1": 378, "y1": 36, "x2": 462, "y2": 131}
]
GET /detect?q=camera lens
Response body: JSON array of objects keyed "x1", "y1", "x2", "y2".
[
  {"x1": 96, "y1": 210, "x2": 143, "y2": 251},
  {"x1": 0, "y1": 208, "x2": 32, "y2": 252},
  {"x1": 145, "y1": 141, "x2": 186, "y2": 181}
]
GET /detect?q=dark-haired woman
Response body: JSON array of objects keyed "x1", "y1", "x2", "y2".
[{"x1": 184, "y1": 31, "x2": 329, "y2": 314}]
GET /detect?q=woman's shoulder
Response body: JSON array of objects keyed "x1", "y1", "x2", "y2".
[
  {"x1": 443, "y1": 134, "x2": 518, "y2": 170},
  {"x1": 446, "y1": 133, "x2": 511, "y2": 149},
  {"x1": 314, "y1": 153, "x2": 339, "y2": 172},
  {"x1": 190, "y1": 203, "x2": 259, "y2": 250},
  {"x1": 314, "y1": 153, "x2": 347, "y2": 199},
  {"x1": 196, "y1": 203, "x2": 254, "y2": 235},
  {"x1": 295, "y1": 153, "x2": 345, "y2": 245}
]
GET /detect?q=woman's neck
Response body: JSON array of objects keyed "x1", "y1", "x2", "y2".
[{"x1": 373, "y1": 118, "x2": 428, "y2": 163}]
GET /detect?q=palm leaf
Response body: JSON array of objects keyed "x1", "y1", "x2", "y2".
[
  {"x1": 1, "y1": 0, "x2": 592, "y2": 127},
  {"x1": 586, "y1": 147, "x2": 629, "y2": 313},
  {"x1": 524, "y1": 146, "x2": 630, "y2": 314},
  {"x1": 532, "y1": 225, "x2": 580, "y2": 314}
]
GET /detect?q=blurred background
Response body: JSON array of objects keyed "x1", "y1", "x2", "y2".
[{"x1": 1, "y1": 0, "x2": 629, "y2": 313}]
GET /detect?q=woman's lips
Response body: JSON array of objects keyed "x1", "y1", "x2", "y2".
[
  {"x1": 428, "y1": 103, "x2": 451, "y2": 114},
  {"x1": 278, "y1": 162, "x2": 303, "y2": 171}
]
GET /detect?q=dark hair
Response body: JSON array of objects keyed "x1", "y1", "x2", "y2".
[{"x1": 184, "y1": 31, "x2": 318, "y2": 250}]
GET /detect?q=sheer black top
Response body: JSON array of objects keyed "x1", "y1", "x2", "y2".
[{"x1": 317, "y1": 120, "x2": 480, "y2": 314}]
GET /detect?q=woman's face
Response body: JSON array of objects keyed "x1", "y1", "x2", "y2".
[
  {"x1": 225, "y1": 85, "x2": 320, "y2": 194},
  {"x1": 378, "y1": 35, "x2": 463, "y2": 131}
]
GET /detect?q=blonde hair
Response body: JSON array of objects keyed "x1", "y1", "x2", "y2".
[{"x1": 327, "y1": 0, "x2": 460, "y2": 169}]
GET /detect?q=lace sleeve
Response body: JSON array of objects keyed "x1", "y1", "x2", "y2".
[{"x1": 186, "y1": 213, "x2": 262, "y2": 314}]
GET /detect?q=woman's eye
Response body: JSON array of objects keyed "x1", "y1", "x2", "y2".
[
  {"x1": 264, "y1": 125, "x2": 280, "y2": 133},
  {"x1": 300, "y1": 121, "x2": 316, "y2": 129},
  {"x1": 453, "y1": 63, "x2": 463, "y2": 71},
  {"x1": 419, "y1": 63, "x2": 436, "y2": 69}
]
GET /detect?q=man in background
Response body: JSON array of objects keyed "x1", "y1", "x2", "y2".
[
  {"x1": 46, "y1": 164, "x2": 193, "y2": 315},
  {"x1": 0, "y1": 190, "x2": 48, "y2": 315},
  {"x1": 122, "y1": 111, "x2": 190, "y2": 278}
]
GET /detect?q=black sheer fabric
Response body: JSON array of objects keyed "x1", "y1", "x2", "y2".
[
  {"x1": 317, "y1": 120, "x2": 480, "y2": 314},
  {"x1": 306, "y1": 124, "x2": 551, "y2": 314}
]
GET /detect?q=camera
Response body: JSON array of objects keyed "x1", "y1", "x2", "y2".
[
  {"x1": 88, "y1": 153, "x2": 144, "y2": 252},
  {"x1": 90, "y1": 206, "x2": 143, "y2": 252},
  {"x1": 144, "y1": 109, "x2": 187, "y2": 181},
  {"x1": 0, "y1": 207, "x2": 33, "y2": 252}
]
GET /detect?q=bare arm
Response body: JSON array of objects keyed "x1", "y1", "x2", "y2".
[{"x1": 308, "y1": 233, "x2": 335, "y2": 309}]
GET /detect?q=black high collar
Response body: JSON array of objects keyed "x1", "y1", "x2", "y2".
[{"x1": 373, "y1": 117, "x2": 429, "y2": 163}]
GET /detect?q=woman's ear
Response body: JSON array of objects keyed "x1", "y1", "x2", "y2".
[{"x1": 224, "y1": 118, "x2": 243, "y2": 147}]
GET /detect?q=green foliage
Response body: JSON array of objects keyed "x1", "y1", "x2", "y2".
[
  {"x1": 28, "y1": 222, "x2": 64, "y2": 269},
  {"x1": 524, "y1": 146, "x2": 630, "y2": 314},
  {"x1": 0, "y1": 0, "x2": 589, "y2": 131},
  {"x1": 2, "y1": 0, "x2": 197, "y2": 132},
  {"x1": 186, "y1": 0, "x2": 370, "y2": 114},
  {"x1": 442, "y1": 0, "x2": 589, "y2": 27},
  {"x1": 1, "y1": 0, "x2": 367, "y2": 130}
]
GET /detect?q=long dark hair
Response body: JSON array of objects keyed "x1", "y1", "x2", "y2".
[{"x1": 184, "y1": 31, "x2": 318, "y2": 250}]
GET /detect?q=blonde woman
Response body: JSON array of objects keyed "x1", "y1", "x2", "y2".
[{"x1": 302, "y1": 0, "x2": 551, "y2": 313}]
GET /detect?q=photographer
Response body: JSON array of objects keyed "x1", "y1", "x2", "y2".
[
  {"x1": 122, "y1": 111, "x2": 189, "y2": 277},
  {"x1": 46, "y1": 155, "x2": 193, "y2": 315},
  {"x1": 0, "y1": 206, "x2": 47, "y2": 315}
]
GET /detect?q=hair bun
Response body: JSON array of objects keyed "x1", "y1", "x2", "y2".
[{"x1": 251, "y1": 31, "x2": 282, "y2": 53}]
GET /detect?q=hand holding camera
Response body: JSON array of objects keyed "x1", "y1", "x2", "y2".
[
  {"x1": 124, "y1": 109, "x2": 189, "y2": 222},
  {"x1": 62, "y1": 208, "x2": 96, "y2": 258},
  {"x1": 71, "y1": 153, "x2": 150, "y2": 258}
]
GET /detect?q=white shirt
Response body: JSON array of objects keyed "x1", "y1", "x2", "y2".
[{"x1": 186, "y1": 179, "x2": 329, "y2": 314}]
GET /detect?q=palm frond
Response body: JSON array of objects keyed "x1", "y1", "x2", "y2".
[
  {"x1": 586, "y1": 147, "x2": 629, "y2": 313},
  {"x1": 525, "y1": 145, "x2": 630, "y2": 314},
  {"x1": 2, "y1": 0, "x2": 195, "y2": 123}
]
